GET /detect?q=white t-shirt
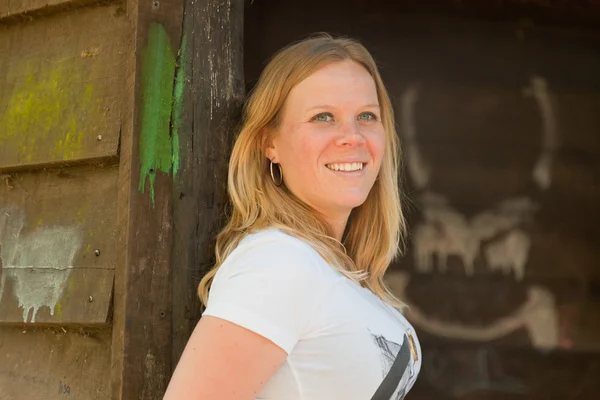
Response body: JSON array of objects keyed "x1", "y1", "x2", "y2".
[{"x1": 203, "y1": 229, "x2": 422, "y2": 400}]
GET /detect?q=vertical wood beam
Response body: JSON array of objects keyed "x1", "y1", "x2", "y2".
[
  {"x1": 171, "y1": 0, "x2": 245, "y2": 367},
  {"x1": 111, "y1": 0, "x2": 184, "y2": 398}
]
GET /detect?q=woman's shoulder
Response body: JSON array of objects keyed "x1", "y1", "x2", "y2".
[
  {"x1": 219, "y1": 228, "x2": 327, "y2": 273},
  {"x1": 232, "y1": 228, "x2": 320, "y2": 260},
  {"x1": 212, "y1": 228, "x2": 337, "y2": 294}
]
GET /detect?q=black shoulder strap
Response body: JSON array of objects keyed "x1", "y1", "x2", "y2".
[{"x1": 370, "y1": 334, "x2": 411, "y2": 400}]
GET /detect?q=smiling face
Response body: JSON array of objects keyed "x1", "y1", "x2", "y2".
[{"x1": 266, "y1": 60, "x2": 386, "y2": 231}]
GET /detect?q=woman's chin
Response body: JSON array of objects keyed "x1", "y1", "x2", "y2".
[{"x1": 333, "y1": 194, "x2": 371, "y2": 212}]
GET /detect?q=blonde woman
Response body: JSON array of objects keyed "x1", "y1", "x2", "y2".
[{"x1": 164, "y1": 34, "x2": 422, "y2": 400}]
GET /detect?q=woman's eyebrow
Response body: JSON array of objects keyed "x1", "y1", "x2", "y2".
[
  {"x1": 305, "y1": 103, "x2": 380, "y2": 112},
  {"x1": 305, "y1": 105, "x2": 335, "y2": 112}
]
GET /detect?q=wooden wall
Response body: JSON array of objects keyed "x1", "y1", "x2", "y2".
[
  {"x1": 245, "y1": 0, "x2": 600, "y2": 398},
  {"x1": 0, "y1": 1, "x2": 127, "y2": 398},
  {"x1": 1, "y1": 0, "x2": 244, "y2": 398}
]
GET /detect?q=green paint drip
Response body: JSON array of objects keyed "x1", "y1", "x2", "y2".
[
  {"x1": 171, "y1": 33, "x2": 187, "y2": 178},
  {"x1": 139, "y1": 23, "x2": 177, "y2": 206}
]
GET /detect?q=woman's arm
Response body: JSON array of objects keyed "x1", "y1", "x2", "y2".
[{"x1": 163, "y1": 315, "x2": 288, "y2": 400}]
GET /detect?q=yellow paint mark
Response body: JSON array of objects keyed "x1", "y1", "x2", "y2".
[
  {"x1": 34, "y1": 218, "x2": 44, "y2": 228},
  {"x1": 76, "y1": 210, "x2": 86, "y2": 224},
  {"x1": 0, "y1": 62, "x2": 95, "y2": 163},
  {"x1": 54, "y1": 301, "x2": 63, "y2": 319}
]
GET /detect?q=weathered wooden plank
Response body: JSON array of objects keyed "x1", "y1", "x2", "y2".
[
  {"x1": 0, "y1": 326, "x2": 111, "y2": 400},
  {"x1": 0, "y1": 0, "x2": 105, "y2": 20},
  {"x1": 0, "y1": 269, "x2": 114, "y2": 324},
  {"x1": 171, "y1": 0, "x2": 245, "y2": 368},
  {"x1": 0, "y1": 3, "x2": 127, "y2": 170},
  {"x1": 110, "y1": 0, "x2": 184, "y2": 398},
  {"x1": 0, "y1": 164, "x2": 118, "y2": 324}
]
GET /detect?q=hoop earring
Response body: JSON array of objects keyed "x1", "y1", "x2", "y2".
[{"x1": 270, "y1": 160, "x2": 283, "y2": 187}]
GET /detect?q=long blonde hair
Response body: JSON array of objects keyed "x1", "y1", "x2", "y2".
[{"x1": 198, "y1": 34, "x2": 406, "y2": 308}]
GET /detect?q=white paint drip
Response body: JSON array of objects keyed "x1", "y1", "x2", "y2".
[
  {"x1": 484, "y1": 229, "x2": 530, "y2": 281},
  {"x1": 413, "y1": 208, "x2": 478, "y2": 276},
  {"x1": 533, "y1": 153, "x2": 553, "y2": 191},
  {"x1": 413, "y1": 195, "x2": 536, "y2": 280},
  {"x1": 524, "y1": 76, "x2": 558, "y2": 190},
  {"x1": 385, "y1": 272, "x2": 559, "y2": 349},
  {"x1": 400, "y1": 85, "x2": 430, "y2": 189},
  {"x1": 0, "y1": 207, "x2": 81, "y2": 323}
]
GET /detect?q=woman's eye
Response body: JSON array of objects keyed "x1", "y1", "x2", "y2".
[
  {"x1": 312, "y1": 113, "x2": 334, "y2": 122},
  {"x1": 358, "y1": 112, "x2": 377, "y2": 121}
]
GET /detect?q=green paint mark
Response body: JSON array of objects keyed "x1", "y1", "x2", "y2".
[
  {"x1": 0, "y1": 63, "x2": 94, "y2": 163},
  {"x1": 138, "y1": 23, "x2": 177, "y2": 206},
  {"x1": 171, "y1": 33, "x2": 188, "y2": 177}
]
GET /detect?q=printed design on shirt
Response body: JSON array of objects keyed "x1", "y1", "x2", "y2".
[{"x1": 370, "y1": 334, "x2": 415, "y2": 400}]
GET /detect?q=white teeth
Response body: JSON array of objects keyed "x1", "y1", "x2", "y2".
[{"x1": 326, "y1": 163, "x2": 364, "y2": 172}]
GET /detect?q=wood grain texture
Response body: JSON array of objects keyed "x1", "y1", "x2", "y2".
[
  {"x1": 0, "y1": 0, "x2": 105, "y2": 20},
  {"x1": 0, "y1": 164, "x2": 118, "y2": 324},
  {"x1": 110, "y1": 0, "x2": 184, "y2": 398},
  {"x1": 0, "y1": 3, "x2": 127, "y2": 170},
  {"x1": 170, "y1": 0, "x2": 245, "y2": 368},
  {"x1": 0, "y1": 326, "x2": 112, "y2": 400}
]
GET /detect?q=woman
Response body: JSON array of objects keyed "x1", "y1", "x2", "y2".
[{"x1": 164, "y1": 34, "x2": 421, "y2": 400}]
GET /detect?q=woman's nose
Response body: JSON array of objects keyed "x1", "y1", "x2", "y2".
[{"x1": 335, "y1": 121, "x2": 366, "y2": 147}]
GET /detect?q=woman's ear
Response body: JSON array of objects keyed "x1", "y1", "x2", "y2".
[{"x1": 261, "y1": 128, "x2": 279, "y2": 163}]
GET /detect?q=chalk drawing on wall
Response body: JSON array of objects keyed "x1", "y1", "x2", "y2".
[
  {"x1": 395, "y1": 76, "x2": 561, "y2": 350},
  {"x1": 412, "y1": 196, "x2": 536, "y2": 280},
  {"x1": 386, "y1": 272, "x2": 559, "y2": 349},
  {"x1": 0, "y1": 206, "x2": 82, "y2": 323}
]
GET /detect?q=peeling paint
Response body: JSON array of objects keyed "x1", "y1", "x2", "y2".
[
  {"x1": 138, "y1": 23, "x2": 177, "y2": 206},
  {"x1": 0, "y1": 207, "x2": 82, "y2": 323},
  {"x1": 171, "y1": 32, "x2": 188, "y2": 178}
]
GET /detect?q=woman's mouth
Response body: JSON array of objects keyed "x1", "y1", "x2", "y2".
[{"x1": 325, "y1": 162, "x2": 365, "y2": 172}]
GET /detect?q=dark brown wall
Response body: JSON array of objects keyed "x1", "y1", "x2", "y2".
[{"x1": 244, "y1": 1, "x2": 600, "y2": 398}]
